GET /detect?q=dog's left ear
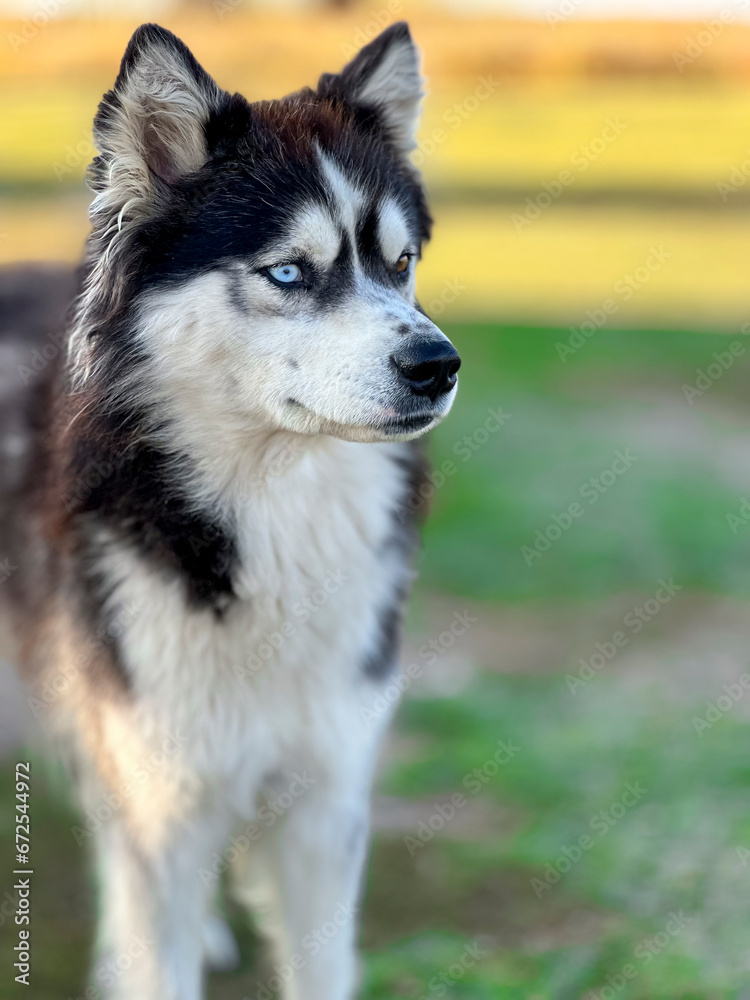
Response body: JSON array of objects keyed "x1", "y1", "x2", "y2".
[{"x1": 318, "y1": 22, "x2": 424, "y2": 154}]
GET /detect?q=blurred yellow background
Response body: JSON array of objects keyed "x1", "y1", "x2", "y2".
[{"x1": 3, "y1": 6, "x2": 750, "y2": 327}]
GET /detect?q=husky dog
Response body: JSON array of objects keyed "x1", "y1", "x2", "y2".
[{"x1": 1, "y1": 21, "x2": 460, "y2": 1000}]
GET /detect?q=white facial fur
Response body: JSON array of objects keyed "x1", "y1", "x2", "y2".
[{"x1": 135, "y1": 152, "x2": 458, "y2": 451}]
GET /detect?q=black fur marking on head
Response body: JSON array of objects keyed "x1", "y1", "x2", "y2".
[
  {"x1": 356, "y1": 204, "x2": 380, "y2": 259},
  {"x1": 134, "y1": 122, "x2": 424, "y2": 297},
  {"x1": 80, "y1": 35, "x2": 431, "y2": 354},
  {"x1": 311, "y1": 228, "x2": 356, "y2": 308}
]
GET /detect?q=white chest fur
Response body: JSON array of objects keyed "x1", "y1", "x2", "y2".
[{"x1": 94, "y1": 437, "x2": 413, "y2": 814}]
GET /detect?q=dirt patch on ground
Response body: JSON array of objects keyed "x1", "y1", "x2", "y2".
[
  {"x1": 361, "y1": 838, "x2": 617, "y2": 955},
  {"x1": 406, "y1": 589, "x2": 750, "y2": 710}
]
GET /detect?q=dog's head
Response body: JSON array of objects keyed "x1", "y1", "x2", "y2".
[{"x1": 78, "y1": 23, "x2": 459, "y2": 444}]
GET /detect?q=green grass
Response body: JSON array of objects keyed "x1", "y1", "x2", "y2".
[
  {"x1": 365, "y1": 674, "x2": 749, "y2": 998},
  {"x1": 3, "y1": 321, "x2": 750, "y2": 998},
  {"x1": 421, "y1": 323, "x2": 750, "y2": 600},
  {"x1": 360, "y1": 322, "x2": 750, "y2": 997}
]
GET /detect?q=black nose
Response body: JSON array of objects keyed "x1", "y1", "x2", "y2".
[{"x1": 390, "y1": 339, "x2": 461, "y2": 403}]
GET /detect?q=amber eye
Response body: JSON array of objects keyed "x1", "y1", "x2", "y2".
[{"x1": 396, "y1": 254, "x2": 410, "y2": 274}]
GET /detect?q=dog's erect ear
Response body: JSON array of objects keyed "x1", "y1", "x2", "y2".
[
  {"x1": 89, "y1": 24, "x2": 225, "y2": 201},
  {"x1": 319, "y1": 22, "x2": 424, "y2": 154}
]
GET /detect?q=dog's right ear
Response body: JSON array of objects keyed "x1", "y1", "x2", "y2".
[{"x1": 89, "y1": 24, "x2": 225, "y2": 212}]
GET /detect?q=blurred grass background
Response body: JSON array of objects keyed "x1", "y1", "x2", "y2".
[{"x1": 3, "y1": 1, "x2": 750, "y2": 998}]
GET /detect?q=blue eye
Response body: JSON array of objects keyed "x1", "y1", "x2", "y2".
[{"x1": 266, "y1": 263, "x2": 303, "y2": 287}]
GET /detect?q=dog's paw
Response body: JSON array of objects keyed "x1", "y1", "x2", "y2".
[{"x1": 203, "y1": 914, "x2": 241, "y2": 972}]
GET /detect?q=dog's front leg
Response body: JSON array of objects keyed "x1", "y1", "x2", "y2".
[
  {"x1": 266, "y1": 775, "x2": 372, "y2": 1000},
  {"x1": 92, "y1": 807, "x2": 231, "y2": 1000}
]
